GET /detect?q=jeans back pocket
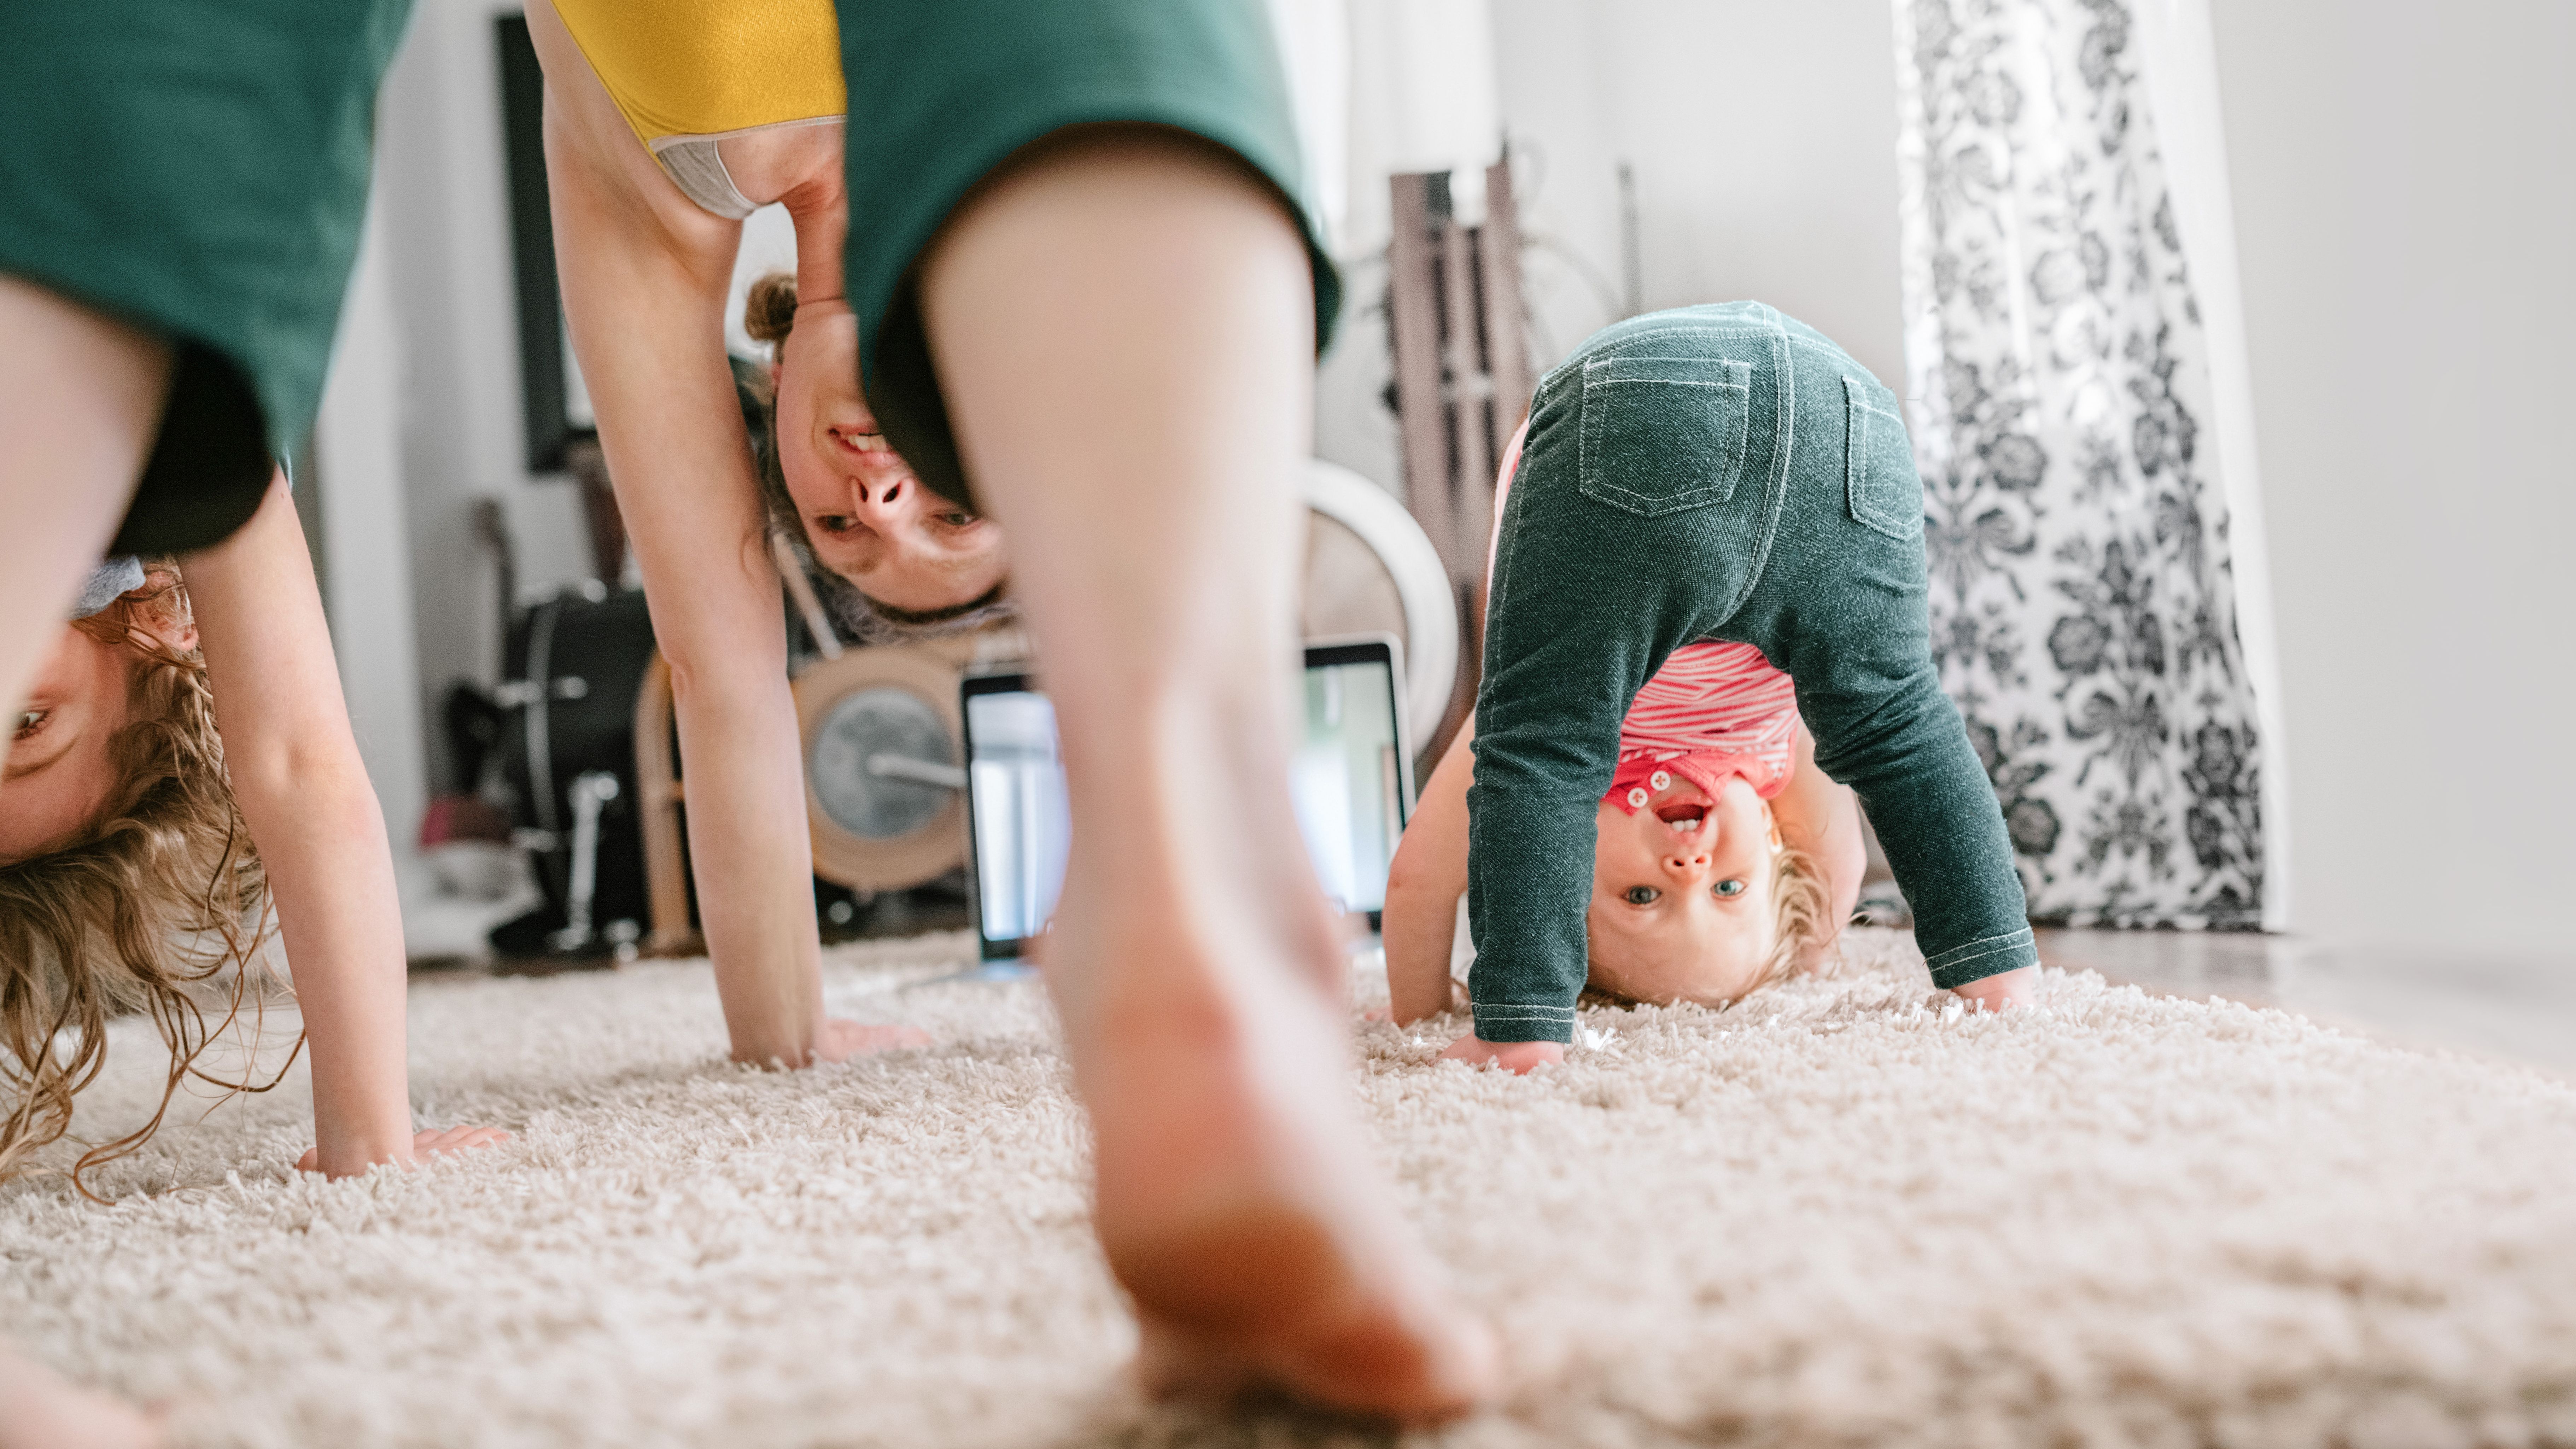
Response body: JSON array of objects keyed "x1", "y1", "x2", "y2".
[
  {"x1": 1844, "y1": 376, "x2": 1922, "y2": 540},
  {"x1": 1577, "y1": 356, "x2": 1752, "y2": 517}
]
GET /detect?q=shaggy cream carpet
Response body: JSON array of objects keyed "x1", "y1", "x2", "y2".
[{"x1": 6, "y1": 930, "x2": 2574, "y2": 1449}]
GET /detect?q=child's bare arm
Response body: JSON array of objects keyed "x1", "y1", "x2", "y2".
[
  {"x1": 1771, "y1": 722, "x2": 1865, "y2": 962},
  {"x1": 1383, "y1": 721, "x2": 1474, "y2": 1025},
  {"x1": 183, "y1": 478, "x2": 510, "y2": 1176}
]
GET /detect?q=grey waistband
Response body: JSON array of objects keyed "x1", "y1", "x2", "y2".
[{"x1": 73, "y1": 556, "x2": 146, "y2": 618}]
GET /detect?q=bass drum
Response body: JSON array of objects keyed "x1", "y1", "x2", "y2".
[
  {"x1": 493, "y1": 582, "x2": 658, "y2": 953},
  {"x1": 791, "y1": 632, "x2": 998, "y2": 893}
]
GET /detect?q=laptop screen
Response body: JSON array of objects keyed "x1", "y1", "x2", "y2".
[{"x1": 963, "y1": 639, "x2": 1410, "y2": 956}]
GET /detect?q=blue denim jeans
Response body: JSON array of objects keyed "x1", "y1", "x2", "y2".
[{"x1": 1467, "y1": 303, "x2": 2036, "y2": 1042}]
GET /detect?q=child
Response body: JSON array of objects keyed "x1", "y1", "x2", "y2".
[
  {"x1": 1, "y1": 478, "x2": 508, "y2": 1186},
  {"x1": 1389, "y1": 408, "x2": 1871, "y2": 1018},
  {"x1": 1385, "y1": 643, "x2": 1864, "y2": 1023},
  {"x1": 1429, "y1": 303, "x2": 2038, "y2": 1071}
]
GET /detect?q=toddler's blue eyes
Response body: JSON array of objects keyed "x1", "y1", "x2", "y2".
[
  {"x1": 1623, "y1": 886, "x2": 1661, "y2": 905},
  {"x1": 1712, "y1": 880, "x2": 1746, "y2": 898}
]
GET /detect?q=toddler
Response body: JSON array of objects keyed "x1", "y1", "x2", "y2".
[
  {"x1": 1414, "y1": 303, "x2": 2037, "y2": 1070},
  {"x1": 1386, "y1": 453, "x2": 1866, "y2": 1020}
]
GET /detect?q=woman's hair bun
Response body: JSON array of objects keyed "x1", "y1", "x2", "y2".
[{"x1": 743, "y1": 271, "x2": 799, "y2": 349}]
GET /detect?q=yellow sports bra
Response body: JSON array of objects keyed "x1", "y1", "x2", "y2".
[{"x1": 553, "y1": 0, "x2": 847, "y2": 219}]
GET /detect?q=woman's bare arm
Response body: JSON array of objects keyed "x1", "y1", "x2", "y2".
[
  {"x1": 1383, "y1": 721, "x2": 1474, "y2": 1025},
  {"x1": 1770, "y1": 721, "x2": 1865, "y2": 959},
  {"x1": 185, "y1": 480, "x2": 508, "y2": 1174},
  {"x1": 528, "y1": 0, "x2": 859, "y2": 1067}
]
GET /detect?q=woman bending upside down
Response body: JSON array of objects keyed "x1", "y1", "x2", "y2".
[{"x1": 527, "y1": 0, "x2": 1496, "y2": 1416}]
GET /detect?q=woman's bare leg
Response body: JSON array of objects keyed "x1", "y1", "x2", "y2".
[
  {"x1": 918, "y1": 128, "x2": 1497, "y2": 1420},
  {"x1": 0, "y1": 277, "x2": 169, "y2": 772}
]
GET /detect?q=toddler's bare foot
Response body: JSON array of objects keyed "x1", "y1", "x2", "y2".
[{"x1": 1048, "y1": 866, "x2": 1499, "y2": 1422}]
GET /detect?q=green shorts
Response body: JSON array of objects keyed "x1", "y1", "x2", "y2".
[
  {"x1": 0, "y1": 0, "x2": 410, "y2": 555},
  {"x1": 835, "y1": 0, "x2": 1341, "y2": 512}
]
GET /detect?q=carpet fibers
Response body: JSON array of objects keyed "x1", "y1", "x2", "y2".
[{"x1": 6, "y1": 930, "x2": 2574, "y2": 1448}]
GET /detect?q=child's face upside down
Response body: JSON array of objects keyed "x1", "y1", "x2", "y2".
[
  {"x1": 0, "y1": 625, "x2": 140, "y2": 864},
  {"x1": 1586, "y1": 771, "x2": 1779, "y2": 1007}
]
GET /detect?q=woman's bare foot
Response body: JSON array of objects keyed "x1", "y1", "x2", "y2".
[
  {"x1": 1042, "y1": 749, "x2": 1499, "y2": 1422},
  {"x1": 0, "y1": 1346, "x2": 162, "y2": 1449},
  {"x1": 917, "y1": 124, "x2": 1500, "y2": 1421}
]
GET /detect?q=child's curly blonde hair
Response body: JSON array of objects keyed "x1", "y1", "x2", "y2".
[{"x1": 0, "y1": 565, "x2": 278, "y2": 1192}]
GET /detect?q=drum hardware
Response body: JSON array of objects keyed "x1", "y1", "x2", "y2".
[
  {"x1": 492, "y1": 677, "x2": 589, "y2": 706},
  {"x1": 548, "y1": 770, "x2": 636, "y2": 959},
  {"x1": 487, "y1": 578, "x2": 659, "y2": 963}
]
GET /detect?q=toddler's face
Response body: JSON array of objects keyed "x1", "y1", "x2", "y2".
[{"x1": 1584, "y1": 771, "x2": 1778, "y2": 1006}]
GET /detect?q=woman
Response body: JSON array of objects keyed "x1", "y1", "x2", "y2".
[{"x1": 533, "y1": 0, "x2": 1494, "y2": 1414}]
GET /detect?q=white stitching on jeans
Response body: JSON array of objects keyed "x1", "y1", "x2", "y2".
[
  {"x1": 1925, "y1": 927, "x2": 2036, "y2": 965},
  {"x1": 1924, "y1": 927, "x2": 2037, "y2": 970}
]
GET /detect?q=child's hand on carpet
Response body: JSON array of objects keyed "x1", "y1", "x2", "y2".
[
  {"x1": 1437, "y1": 1035, "x2": 1566, "y2": 1074},
  {"x1": 296, "y1": 1125, "x2": 512, "y2": 1177},
  {"x1": 1951, "y1": 965, "x2": 2037, "y2": 1012},
  {"x1": 815, "y1": 1019, "x2": 933, "y2": 1062}
]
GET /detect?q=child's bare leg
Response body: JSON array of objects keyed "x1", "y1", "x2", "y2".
[
  {"x1": 0, "y1": 1344, "x2": 162, "y2": 1449},
  {"x1": 918, "y1": 127, "x2": 1497, "y2": 1419},
  {"x1": 0, "y1": 277, "x2": 167, "y2": 772}
]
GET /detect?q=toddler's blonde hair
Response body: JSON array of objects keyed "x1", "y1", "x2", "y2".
[{"x1": 0, "y1": 566, "x2": 280, "y2": 1193}]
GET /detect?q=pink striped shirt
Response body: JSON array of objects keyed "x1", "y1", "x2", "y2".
[{"x1": 1489, "y1": 421, "x2": 1803, "y2": 813}]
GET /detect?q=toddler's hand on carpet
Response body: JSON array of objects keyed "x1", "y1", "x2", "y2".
[
  {"x1": 814, "y1": 1018, "x2": 933, "y2": 1063},
  {"x1": 295, "y1": 1125, "x2": 512, "y2": 1177},
  {"x1": 1437, "y1": 1035, "x2": 1566, "y2": 1074},
  {"x1": 1951, "y1": 965, "x2": 2037, "y2": 1012}
]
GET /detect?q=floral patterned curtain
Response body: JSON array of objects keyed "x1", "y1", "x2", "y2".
[{"x1": 1892, "y1": 0, "x2": 2266, "y2": 927}]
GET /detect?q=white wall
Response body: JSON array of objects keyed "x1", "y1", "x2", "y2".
[
  {"x1": 1492, "y1": 0, "x2": 1906, "y2": 387},
  {"x1": 1316, "y1": 0, "x2": 1909, "y2": 508},
  {"x1": 312, "y1": 191, "x2": 430, "y2": 860},
  {"x1": 373, "y1": 0, "x2": 596, "y2": 795},
  {"x1": 2210, "y1": 0, "x2": 2576, "y2": 962}
]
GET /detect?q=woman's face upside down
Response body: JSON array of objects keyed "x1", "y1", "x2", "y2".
[{"x1": 773, "y1": 299, "x2": 1009, "y2": 614}]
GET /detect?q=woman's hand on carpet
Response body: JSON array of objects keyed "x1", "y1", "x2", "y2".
[
  {"x1": 1951, "y1": 965, "x2": 2037, "y2": 1012},
  {"x1": 1437, "y1": 1035, "x2": 1567, "y2": 1073},
  {"x1": 814, "y1": 1018, "x2": 933, "y2": 1063},
  {"x1": 295, "y1": 1125, "x2": 513, "y2": 1177}
]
